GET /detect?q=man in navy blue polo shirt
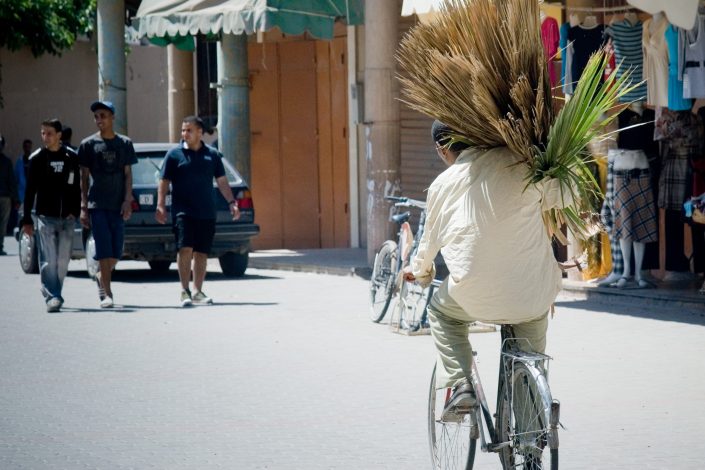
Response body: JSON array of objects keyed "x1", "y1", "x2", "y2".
[{"x1": 156, "y1": 116, "x2": 240, "y2": 307}]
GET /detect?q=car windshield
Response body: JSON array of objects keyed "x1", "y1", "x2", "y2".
[{"x1": 132, "y1": 150, "x2": 243, "y2": 186}]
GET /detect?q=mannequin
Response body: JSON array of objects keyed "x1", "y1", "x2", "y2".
[
  {"x1": 569, "y1": 13, "x2": 580, "y2": 27},
  {"x1": 582, "y1": 14, "x2": 598, "y2": 28},
  {"x1": 612, "y1": 145, "x2": 651, "y2": 288},
  {"x1": 624, "y1": 11, "x2": 639, "y2": 25},
  {"x1": 601, "y1": 101, "x2": 658, "y2": 289}
]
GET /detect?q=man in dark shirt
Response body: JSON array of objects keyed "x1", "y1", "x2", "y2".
[
  {"x1": 21, "y1": 120, "x2": 81, "y2": 312},
  {"x1": 156, "y1": 116, "x2": 240, "y2": 307},
  {"x1": 78, "y1": 101, "x2": 137, "y2": 308}
]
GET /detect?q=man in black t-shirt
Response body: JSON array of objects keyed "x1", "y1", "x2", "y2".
[
  {"x1": 156, "y1": 116, "x2": 240, "y2": 307},
  {"x1": 22, "y1": 119, "x2": 81, "y2": 312},
  {"x1": 78, "y1": 101, "x2": 137, "y2": 308}
]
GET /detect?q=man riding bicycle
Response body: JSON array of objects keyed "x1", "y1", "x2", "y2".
[{"x1": 404, "y1": 120, "x2": 574, "y2": 420}]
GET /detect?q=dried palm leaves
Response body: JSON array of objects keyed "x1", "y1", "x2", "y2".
[{"x1": 397, "y1": 0, "x2": 637, "y2": 243}]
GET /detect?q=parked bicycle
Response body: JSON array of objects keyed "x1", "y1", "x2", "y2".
[
  {"x1": 428, "y1": 325, "x2": 559, "y2": 470},
  {"x1": 369, "y1": 196, "x2": 431, "y2": 333}
]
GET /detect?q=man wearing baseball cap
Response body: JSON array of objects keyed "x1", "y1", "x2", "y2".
[{"x1": 78, "y1": 100, "x2": 137, "y2": 308}]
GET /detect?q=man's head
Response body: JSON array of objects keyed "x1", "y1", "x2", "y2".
[
  {"x1": 181, "y1": 116, "x2": 205, "y2": 150},
  {"x1": 41, "y1": 119, "x2": 63, "y2": 151},
  {"x1": 90, "y1": 101, "x2": 115, "y2": 136},
  {"x1": 60, "y1": 127, "x2": 72, "y2": 146},
  {"x1": 432, "y1": 120, "x2": 469, "y2": 166},
  {"x1": 22, "y1": 139, "x2": 32, "y2": 155}
]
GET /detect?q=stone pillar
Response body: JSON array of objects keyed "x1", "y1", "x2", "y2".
[
  {"x1": 167, "y1": 45, "x2": 195, "y2": 142},
  {"x1": 364, "y1": 0, "x2": 401, "y2": 264},
  {"x1": 97, "y1": 0, "x2": 127, "y2": 134},
  {"x1": 217, "y1": 33, "x2": 251, "y2": 183}
]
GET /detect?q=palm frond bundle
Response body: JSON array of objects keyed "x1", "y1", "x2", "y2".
[{"x1": 397, "y1": 0, "x2": 639, "y2": 243}]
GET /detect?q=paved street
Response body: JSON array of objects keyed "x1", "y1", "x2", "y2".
[{"x1": 1, "y1": 235, "x2": 704, "y2": 469}]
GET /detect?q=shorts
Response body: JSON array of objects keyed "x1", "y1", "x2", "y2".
[
  {"x1": 173, "y1": 215, "x2": 216, "y2": 254},
  {"x1": 89, "y1": 209, "x2": 124, "y2": 260}
]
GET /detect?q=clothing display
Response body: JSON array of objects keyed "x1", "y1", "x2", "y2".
[
  {"x1": 560, "y1": 21, "x2": 572, "y2": 93},
  {"x1": 605, "y1": 19, "x2": 647, "y2": 102},
  {"x1": 568, "y1": 24, "x2": 605, "y2": 86},
  {"x1": 643, "y1": 15, "x2": 670, "y2": 107},
  {"x1": 680, "y1": 14, "x2": 705, "y2": 99},
  {"x1": 613, "y1": 165, "x2": 658, "y2": 243},
  {"x1": 541, "y1": 16, "x2": 560, "y2": 87},
  {"x1": 657, "y1": 110, "x2": 702, "y2": 210},
  {"x1": 665, "y1": 24, "x2": 693, "y2": 111},
  {"x1": 600, "y1": 152, "x2": 625, "y2": 274}
]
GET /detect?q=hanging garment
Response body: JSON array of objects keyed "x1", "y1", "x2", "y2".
[
  {"x1": 657, "y1": 110, "x2": 701, "y2": 210},
  {"x1": 680, "y1": 14, "x2": 705, "y2": 99},
  {"x1": 541, "y1": 16, "x2": 560, "y2": 88},
  {"x1": 568, "y1": 24, "x2": 606, "y2": 87},
  {"x1": 600, "y1": 152, "x2": 625, "y2": 274},
  {"x1": 665, "y1": 24, "x2": 694, "y2": 110},
  {"x1": 606, "y1": 19, "x2": 647, "y2": 102},
  {"x1": 560, "y1": 22, "x2": 574, "y2": 94},
  {"x1": 612, "y1": 158, "x2": 658, "y2": 243},
  {"x1": 643, "y1": 15, "x2": 670, "y2": 107}
]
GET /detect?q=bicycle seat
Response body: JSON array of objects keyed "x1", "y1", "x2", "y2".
[{"x1": 391, "y1": 211, "x2": 411, "y2": 224}]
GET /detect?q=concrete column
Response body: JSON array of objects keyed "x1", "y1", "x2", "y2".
[
  {"x1": 97, "y1": 0, "x2": 127, "y2": 134},
  {"x1": 217, "y1": 33, "x2": 251, "y2": 183},
  {"x1": 363, "y1": 0, "x2": 401, "y2": 264},
  {"x1": 167, "y1": 45, "x2": 195, "y2": 143}
]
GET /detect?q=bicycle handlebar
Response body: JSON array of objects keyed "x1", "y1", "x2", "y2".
[{"x1": 384, "y1": 195, "x2": 426, "y2": 209}]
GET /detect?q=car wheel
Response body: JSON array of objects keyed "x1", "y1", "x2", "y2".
[
  {"x1": 219, "y1": 251, "x2": 248, "y2": 277},
  {"x1": 18, "y1": 231, "x2": 39, "y2": 274},
  {"x1": 84, "y1": 233, "x2": 100, "y2": 279},
  {"x1": 148, "y1": 260, "x2": 171, "y2": 272}
]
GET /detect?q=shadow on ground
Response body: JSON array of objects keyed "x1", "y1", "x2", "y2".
[
  {"x1": 555, "y1": 297, "x2": 705, "y2": 326},
  {"x1": 66, "y1": 269, "x2": 281, "y2": 283}
]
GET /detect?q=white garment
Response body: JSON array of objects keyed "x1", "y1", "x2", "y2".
[
  {"x1": 411, "y1": 147, "x2": 570, "y2": 324},
  {"x1": 643, "y1": 15, "x2": 670, "y2": 107}
]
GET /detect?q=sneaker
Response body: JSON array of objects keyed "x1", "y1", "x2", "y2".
[
  {"x1": 441, "y1": 381, "x2": 476, "y2": 422},
  {"x1": 192, "y1": 291, "x2": 213, "y2": 305},
  {"x1": 46, "y1": 297, "x2": 62, "y2": 313},
  {"x1": 100, "y1": 296, "x2": 114, "y2": 308},
  {"x1": 180, "y1": 289, "x2": 192, "y2": 307}
]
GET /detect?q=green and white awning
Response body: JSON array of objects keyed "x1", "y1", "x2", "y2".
[{"x1": 134, "y1": 0, "x2": 363, "y2": 48}]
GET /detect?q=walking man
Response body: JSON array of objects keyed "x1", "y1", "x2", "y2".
[
  {"x1": 78, "y1": 101, "x2": 137, "y2": 308},
  {"x1": 0, "y1": 135, "x2": 19, "y2": 251},
  {"x1": 155, "y1": 116, "x2": 240, "y2": 307},
  {"x1": 21, "y1": 120, "x2": 81, "y2": 312}
]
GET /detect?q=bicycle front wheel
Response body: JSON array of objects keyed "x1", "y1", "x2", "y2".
[
  {"x1": 496, "y1": 362, "x2": 558, "y2": 470},
  {"x1": 369, "y1": 240, "x2": 397, "y2": 322},
  {"x1": 428, "y1": 364, "x2": 477, "y2": 470}
]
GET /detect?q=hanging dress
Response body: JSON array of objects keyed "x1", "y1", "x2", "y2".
[
  {"x1": 643, "y1": 15, "x2": 669, "y2": 108},
  {"x1": 605, "y1": 19, "x2": 647, "y2": 102}
]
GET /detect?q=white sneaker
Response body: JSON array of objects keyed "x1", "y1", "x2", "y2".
[
  {"x1": 46, "y1": 297, "x2": 62, "y2": 313},
  {"x1": 100, "y1": 296, "x2": 114, "y2": 308}
]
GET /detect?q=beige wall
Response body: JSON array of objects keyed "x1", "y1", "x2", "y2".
[{"x1": 0, "y1": 40, "x2": 168, "y2": 162}]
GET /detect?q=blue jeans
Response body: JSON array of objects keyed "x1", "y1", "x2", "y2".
[{"x1": 37, "y1": 216, "x2": 74, "y2": 301}]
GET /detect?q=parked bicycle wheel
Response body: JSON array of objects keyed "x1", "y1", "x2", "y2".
[
  {"x1": 390, "y1": 279, "x2": 430, "y2": 333},
  {"x1": 428, "y1": 364, "x2": 477, "y2": 470},
  {"x1": 369, "y1": 240, "x2": 397, "y2": 322},
  {"x1": 496, "y1": 362, "x2": 558, "y2": 470}
]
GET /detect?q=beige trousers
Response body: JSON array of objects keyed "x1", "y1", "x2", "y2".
[{"x1": 428, "y1": 278, "x2": 548, "y2": 389}]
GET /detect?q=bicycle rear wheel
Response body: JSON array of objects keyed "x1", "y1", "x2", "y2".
[
  {"x1": 369, "y1": 240, "x2": 397, "y2": 322},
  {"x1": 428, "y1": 364, "x2": 477, "y2": 470},
  {"x1": 496, "y1": 362, "x2": 558, "y2": 470}
]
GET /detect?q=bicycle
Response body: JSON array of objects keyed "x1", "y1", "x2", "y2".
[
  {"x1": 428, "y1": 325, "x2": 559, "y2": 470},
  {"x1": 369, "y1": 196, "x2": 430, "y2": 332}
]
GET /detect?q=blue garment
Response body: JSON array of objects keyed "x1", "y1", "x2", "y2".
[
  {"x1": 89, "y1": 209, "x2": 124, "y2": 260},
  {"x1": 665, "y1": 24, "x2": 693, "y2": 111},
  {"x1": 605, "y1": 20, "x2": 647, "y2": 103},
  {"x1": 559, "y1": 22, "x2": 571, "y2": 91},
  {"x1": 160, "y1": 142, "x2": 226, "y2": 220},
  {"x1": 37, "y1": 215, "x2": 74, "y2": 301},
  {"x1": 14, "y1": 156, "x2": 27, "y2": 202}
]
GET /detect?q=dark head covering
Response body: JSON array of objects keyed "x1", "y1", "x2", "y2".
[{"x1": 431, "y1": 120, "x2": 470, "y2": 152}]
